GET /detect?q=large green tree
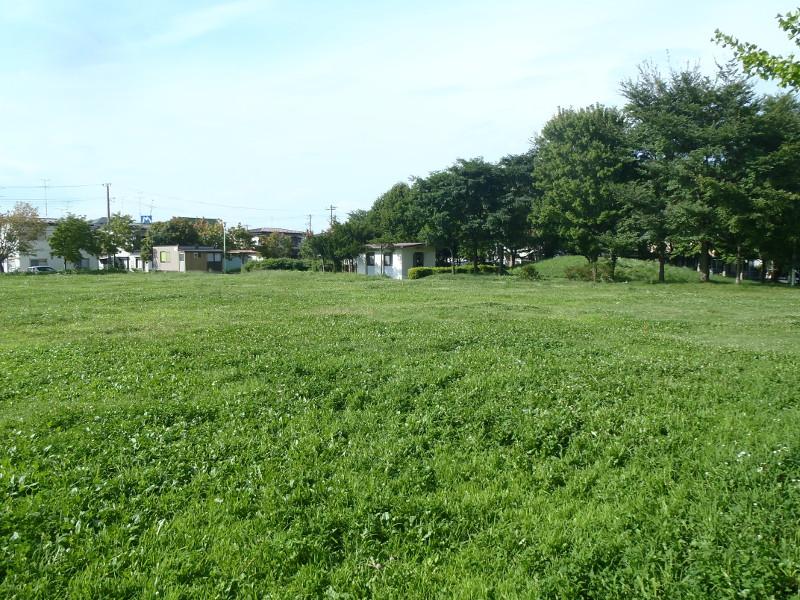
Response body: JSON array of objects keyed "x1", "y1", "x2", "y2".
[
  {"x1": 446, "y1": 158, "x2": 504, "y2": 271},
  {"x1": 366, "y1": 182, "x2": 425, "y2": 242},
  {"x1": 490, "y1": 152, "x2": 536, "y2": 268},
  {"x1": 622, "y1": 66, "x2": 759, "y2": 281},
  {"x1": 0, "y1": 203, "x2": 45, "y2": 272},
  {"x1": 746, "y1": 94, "x2": 800, "y2": 284},
  {"x1": 226, "y1": 224, "x2": 253, "y2": 250},
  {"x1": 140, "y1": 217, "x2": 208, "y2": 263},
  {"x1": 98, "y1": 213, "x2": 137, "y2": 268},
  {"x1": 49, "y1": 215, "x2": 99, "y2": 270},
  {"x1": 257, "y1": 232, "x2": 294, "y2": 259},
  {"x1": 300, "y1": 221, "x2": 363, "y2": 272},
  {"x1": 533, "y1": 105, "x2": 635, "y2": 280},
  {"x1": 415, "y1": 170, "x2": 464, "y2": 273}
]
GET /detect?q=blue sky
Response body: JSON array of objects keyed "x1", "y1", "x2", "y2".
[{"x1": 0, "y1": 0, "x2": 795, "y2": 230}]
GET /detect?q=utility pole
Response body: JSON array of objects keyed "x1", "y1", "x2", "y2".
[
  {"x1": 42, "y1": 179, "x2": 49, "y2": 217},
  {"x1": 327, "y1": 205, "x2": 336, "y2": 227},
  {"x1": 306, "y1": 214, "x2": 313, "y2": 234},
  {"x1": 104, "y1": 183, "x2": 112, "y2": 269}
]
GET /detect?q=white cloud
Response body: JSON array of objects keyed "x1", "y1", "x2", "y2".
[{"x1": 143, "y1": 0, "x2": 267, "y2": 48}]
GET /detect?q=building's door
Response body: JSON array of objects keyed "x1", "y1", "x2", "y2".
[
  {"x1": 413, "y1": 252, "x2": 425, "y2": 267},
  {"x1": 179, "y1": 252, "x2": 186, "y2": 272}
]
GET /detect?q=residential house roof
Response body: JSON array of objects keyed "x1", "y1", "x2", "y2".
[
  {"x1": 364, "y1": 242, "x2": 428, "y2": 249},
  {"x1": 153, "y1": 245, "x2": 222, "y2": 252},
  {"x1": 248, "y1": 227, "x2": 305, "y2": 236}
]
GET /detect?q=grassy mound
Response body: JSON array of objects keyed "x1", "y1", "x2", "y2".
[{"x1": 526, "y1": 255, "x2": 708, "y2": 283}]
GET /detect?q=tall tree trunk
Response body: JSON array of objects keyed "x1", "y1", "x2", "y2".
[
  {"x1": 610, "y1": 252, "x2": 618, "y2": 281},
  {"x1": 735, "y1": 245, "x2": 743, "y2": 285},
  {"x1": 698, "y1": 241, "x2": 710, "y2": 282},
  {"x1": 591, "y1": 259, "x2": 598, "y2": 282},
  {"x1": 657, "y1": 243, "x2": 667, "y2": 283},
  {"x1": 450, "y1": 246, "x2": 455, "y2": 274},
  {"x1": 472, "y1": 247, "x2": 478, "y2": 273},
  {"x1": 790, "y1": 243, "x2": 797, "y2": 287},
  {"x1": 497, "y1": 244, "x2": 504, "y2": 275}
]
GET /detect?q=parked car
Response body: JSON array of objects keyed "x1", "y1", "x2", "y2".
[{"x1": 26, "y1": 266, "x2": 57, "y2": 274}]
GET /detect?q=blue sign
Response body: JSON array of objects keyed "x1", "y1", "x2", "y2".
[{"x1": 140, "y1": 215, "x2": 152, "y2": 224}]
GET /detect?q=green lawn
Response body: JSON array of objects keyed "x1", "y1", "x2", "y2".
[{"x1": 1, "y1": 272, "x2": 798, "y2": 598}]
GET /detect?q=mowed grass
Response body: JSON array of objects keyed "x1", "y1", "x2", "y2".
[{"x1": 0, "y1": 272, "x2": 798, "y2": 599}]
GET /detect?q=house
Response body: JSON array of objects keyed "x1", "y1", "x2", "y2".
[
  {"x1": 356, "y1": 243, "x2": 436, "y2": 280},
  {"x1": 2, "y1": 218, "x2": 100, "y2": 272},
  {"x1": 248, "y1": 227, "x2": 307, "y2": 258},
  {"x1": 92, "y1": 217, "x2": 151, "y2": 271},
  {"x1": 152, "y1": 245, "x2": 223, "y2": 272},
  {"x1": 226, "y1": 249, "x2": 261, "y2": 270},
  {"x1": 106, "y1": 249, "x2": 150, "y2": 271}
]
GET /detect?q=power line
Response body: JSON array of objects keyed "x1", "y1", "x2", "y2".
[
  {"x1": 0, "y1": 183, "x2": 102, "y2": 189},
  {"x1": 0, "y1": 198, "x2": 99, "y2": 203}
]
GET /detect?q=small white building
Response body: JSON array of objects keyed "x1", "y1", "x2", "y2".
[
  {"x1": 152, "y1": 245, "x2": 224, "y2": 272},
  {"x1": 356, "y1": 243, "x2": 436, "y2": 280},
  {"x1": 2, "y1": 219, "x2": 100, "y2": 272},
  {"x1": 100, "y1": 250, "x2": 150, "y2": 272}
]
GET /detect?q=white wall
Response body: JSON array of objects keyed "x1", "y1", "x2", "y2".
[
  {"x1": 399, "y1": 247, "x2": 436, "y2": 279},
  {"x1": 356, "y1": 246, "x2": 435, "y2": 279},
  {"x1": 5, "y1": 224, "x2": 99, "y2": 272}
]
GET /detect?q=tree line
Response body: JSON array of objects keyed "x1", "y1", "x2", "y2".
[
  {"x1": 306, "y1": 62, "x2": 799, "y2": 283},
  {"x1": 306, "y1": 13, "x2": 800, "y2": 283}
]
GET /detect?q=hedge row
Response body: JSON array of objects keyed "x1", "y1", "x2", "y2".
[
  {"x1": 407, "y1": 265, "x2": 505, "y2": 279},
  {"x1": 244, "y1": 258, "x2": 311, "y2": 272}
]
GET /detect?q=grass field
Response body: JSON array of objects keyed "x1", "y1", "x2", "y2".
[{"x1": 1, "y1": 271, "x2": 798, "y2": 598}]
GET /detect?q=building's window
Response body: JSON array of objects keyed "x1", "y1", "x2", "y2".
[
  {"x1": 159, "y1": 251, "x2": 170, "y2": 263},
  {"x1": 29, "y1": 258, "x2": 46, "y2": 267},
  {"x1": 383, "y1": 253, "x2": 393, "y2": 266},
  {"x1": 193, "y1": 252, "x2": 201, "y2": 258},
  {"x1": 209, "y1": 253, "x2": 222, "y2": 262},
  {"x1": 366, "y1": 252, "x2": 375, "y2": 266},
  {"x1": 413, "y1": 252, "x2": 424, "y2": 267}
]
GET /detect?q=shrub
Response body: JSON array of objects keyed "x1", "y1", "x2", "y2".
[
  {"x1": 564, "y1": 261, "x2": 613, "y2": 282},
  {"x1": 478, "y1": 264, "x2": 505, "y2": 274},
  {"x1": 245, "y1": 258, "x2": 310, "y2": 272},
  {"x1": 408, "y1": 265, "x2": 496, "y2": 278},
  {"x1": 516, "y1": 263, "x2": 540, "y2": 280},
  {"x1": 408, "y1": 267, "x2": 435, "y2": 279}
]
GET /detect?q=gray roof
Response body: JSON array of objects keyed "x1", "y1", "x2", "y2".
[
  {"x1": 248, "y1": 227, "x2": 305, "y2": 236},
  {"x1": 365, "y1": 242, "x2": 427, "y2": 249},
  {"x1": 153, "y1": 245, "x2": 222, "y2": 252}
]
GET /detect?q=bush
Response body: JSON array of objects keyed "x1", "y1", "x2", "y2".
[
  {"x1": 477, "y1": 264, "x2": 505, "y2": 274},
  {"x1": 408, "y1": 267, "x2": 435, "y2": 279},
  {"x1": 244, "y1": 258, "x2": 310, "y2": 272},
  {"x1": 516, "y1": 263, "x2": 540, "y2": 280},
  {"x1": 564, "y1": 260, "x2": 614, "y2": 282},
  {"x1": 408, "y1": 265, "x2": 501, "y2": 279}
]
